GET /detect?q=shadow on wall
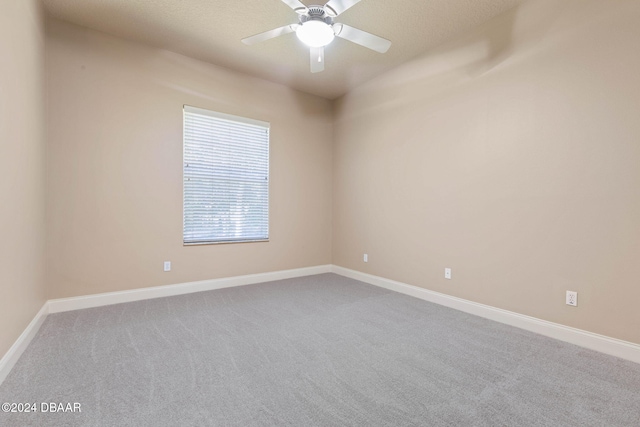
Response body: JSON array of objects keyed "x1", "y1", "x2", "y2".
[
  {"x1": 464, "y1": 0, "x2": 587, "y2": 77},
  {"x1": 464, "y1": 4, "x2": 519, "y2": 78},
  {"x1": 150, "y1": 49, "x2": 330, "y2": 120},
  {"x1": 333, "y1": 0, "x2": 583, "y2": 122}
]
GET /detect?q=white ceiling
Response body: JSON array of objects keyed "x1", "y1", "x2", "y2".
[{"x1": 42, "y1": 0, "x2": 525, "y2": 99}]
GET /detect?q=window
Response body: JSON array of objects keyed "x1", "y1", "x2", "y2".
[{"x1": 183, "y1": 106, "x2": 269, "y2": 245}]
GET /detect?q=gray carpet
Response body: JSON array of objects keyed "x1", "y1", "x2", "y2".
[{"x1": 1, "y1": 273, "x2": 640, "y2": 426}]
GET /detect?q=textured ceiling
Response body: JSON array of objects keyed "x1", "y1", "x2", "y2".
[{"x1": 42, "y1": 0, "x2": 525, "y2": 99}]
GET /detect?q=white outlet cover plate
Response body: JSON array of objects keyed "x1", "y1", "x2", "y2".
[
  {"x1": 363, "y1": 254, "x2": 368, "y2": 263},
  {"x1": 566, "y1": 291, "x2": 577, "y2": 306},
  {"x1": 164, "y1": 261, "x2": 171, "y2": 272},
  {"x1": 445, "y1": 268, "x2": 452, "y2": 279}
]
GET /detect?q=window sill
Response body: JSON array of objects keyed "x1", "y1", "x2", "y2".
[{"x1": 183, "y1": 239, "x2": 269, "y2": 246}]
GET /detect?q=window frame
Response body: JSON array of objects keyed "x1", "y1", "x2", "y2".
[{"x1": 182, "y1": 105, "x2": 270, "y2": 246}]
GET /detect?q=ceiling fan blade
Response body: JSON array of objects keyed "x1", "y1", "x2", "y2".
[
  {"x1": 333, "y1": 23, "x2": 391, "y2": 53},
  {"x1": 281, "y1": 0, "x2": 309, "y2": 14},
  {"x1": 310, "y1": 46, "x2": 325, "y2": 73},
  {"x1": 242, "y1": 25, "x2": 298, "y2": 45},
  {"x1": 324, "y1": 0, "x2": 361, "y2": 17}
]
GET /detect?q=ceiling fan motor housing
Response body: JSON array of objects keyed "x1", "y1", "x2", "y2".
[{"x1": 299, "y1": 6, "x2": 335, "y2": 25}]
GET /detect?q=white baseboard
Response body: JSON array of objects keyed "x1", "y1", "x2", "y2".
[
  {"x1": 0, "y1": 303, "x2": 49, "y2": 386},
  {"x1": 48, "y1": 264, "x2": 332, "y2": 313},
  {"x1": 3, "y1": 263, "x2": 638, "y2": 388},
  {"x1": 332, "y1": 265, "x2": 640, "y2": 364},
  {"x1": 2, "y1": 265, "x2": 331, "y2": 384}
]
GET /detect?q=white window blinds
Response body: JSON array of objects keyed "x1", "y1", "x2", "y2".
[{"x1": 183, "y1": 106, "x2": 269, "y2": 245}]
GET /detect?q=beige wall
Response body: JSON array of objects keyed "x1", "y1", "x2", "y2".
[
  {"x1": 0, "y1": 1, "x2": 47, "y2": 357},
  {"x1": 46, "y1": 19, "x2": 333, "y2": 299},
  {"x1": 333, "y1": 0, "x2": 640, "y2": 344},
  {"x1": 30, "y1": 0, "x2": 640, "y2": 349}
]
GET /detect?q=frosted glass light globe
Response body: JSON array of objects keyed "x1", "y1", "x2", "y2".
[{"x1": 296, "y1": 21, "x2": 335, "y2": 48}]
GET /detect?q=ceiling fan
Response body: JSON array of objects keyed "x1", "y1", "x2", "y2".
[{"x1": 241, "y1": 0, "x2": 391, "y2": 73}]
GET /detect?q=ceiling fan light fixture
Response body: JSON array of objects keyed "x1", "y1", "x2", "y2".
[{"x1": 296, "y1": 21, "x2": 335, "y2": 48}]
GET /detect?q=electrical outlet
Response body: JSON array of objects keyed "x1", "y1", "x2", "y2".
[
  {"x1": 363, "y1": 254, "x2": 368, "y2": 263},
  {"x1": 164, "y1": 261, "x2": 171, "y2": 272},
  {"x1": 566, "y1": 291, "x2": 577, "y2": 306},
  {"x1": 444, "y1": 268, "x2": 452, "y2": 279}
]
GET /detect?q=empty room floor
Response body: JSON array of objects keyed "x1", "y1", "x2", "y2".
[{"x1": 1, "y1": 273, "x2": 639, "y2": 426}]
